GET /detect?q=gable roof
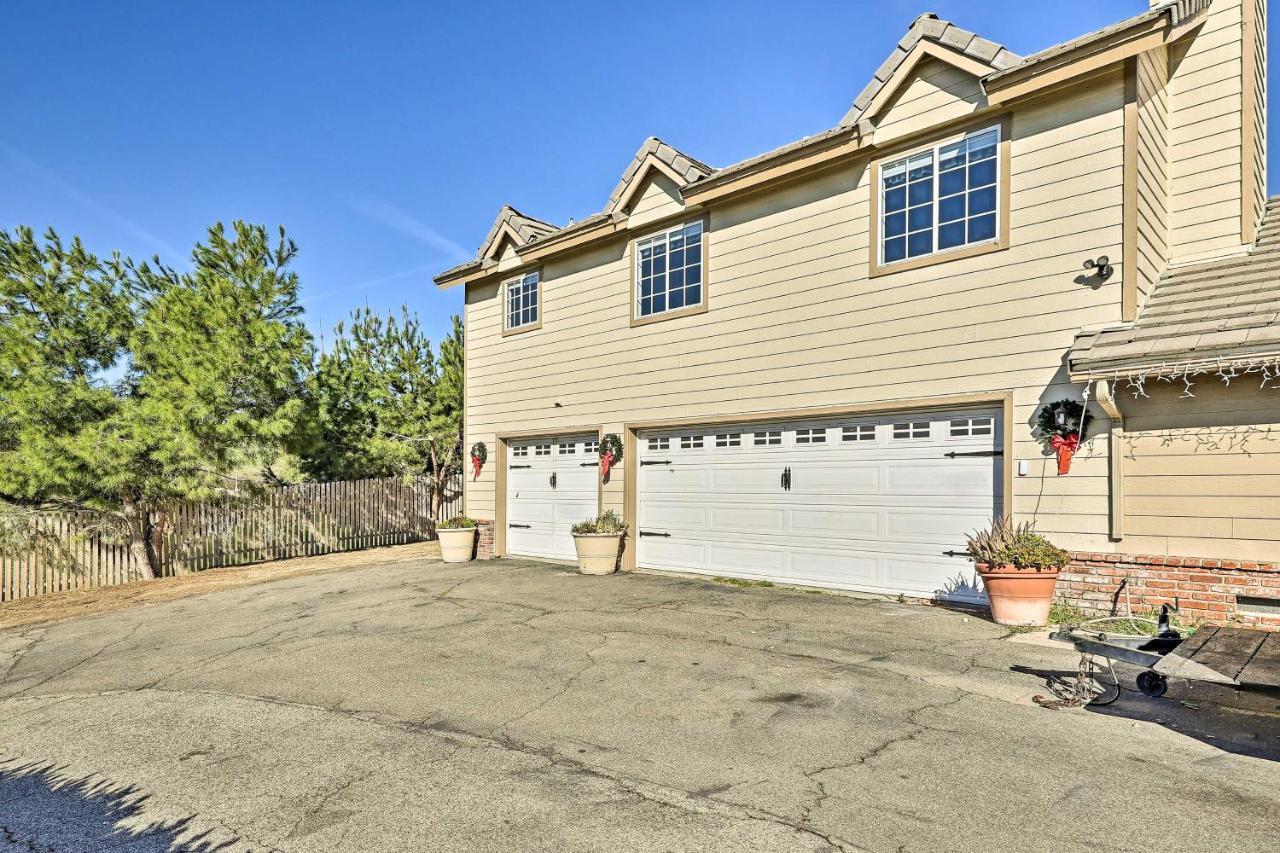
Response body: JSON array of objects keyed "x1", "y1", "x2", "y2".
[
  {"x1": 605, "y1": 137, "x2": 715, "y2": 216},
  {"x1": 839, "y1": 13, "x2": 1021, "y2": 128},
  {"x1": 479, "y1": 205, "x2": 557, "y2": 257},
  {"x1": 1070, "y1": 197, "x2": 1280, "y2": 379}
]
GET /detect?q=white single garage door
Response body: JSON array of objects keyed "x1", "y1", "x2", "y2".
[
  {"x1": 636, "y1": 410, "x2": 1001, "y2": 602},
  {"x1": 507, "y1": 435, "x2": 599, "y2": 561}
]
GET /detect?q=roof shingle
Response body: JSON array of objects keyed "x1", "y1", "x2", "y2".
[{"x1": 1070, "y1": 197, "x2": 1280, "y2": 376}]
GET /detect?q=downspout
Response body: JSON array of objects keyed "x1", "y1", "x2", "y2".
[{"x1": 1093, "y1": 379, "x2": 1125, "y2": 542}]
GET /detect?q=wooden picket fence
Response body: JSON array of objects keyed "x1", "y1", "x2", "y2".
[{"x1": 1, "y1": 474, "x2": 462, "y2": 602}]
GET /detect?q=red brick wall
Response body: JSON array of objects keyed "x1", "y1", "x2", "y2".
[
  {"x1": 1060, "y1": 552, "x2": 1280, "y2": 627},
  {"x1": 475, "y1": 520, "x2": 495, "y2": 560}
]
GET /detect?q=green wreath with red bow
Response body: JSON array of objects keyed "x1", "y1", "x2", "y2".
[
  {"x1": 469, "y1": 441, "x2": 487, "y2": 479},
  {"x1": 599, "y1": 433, "x2": 623, "y2": 478},
  {"x1": 1036, "y1": 400, "x2": 1091, "y2": 475}
]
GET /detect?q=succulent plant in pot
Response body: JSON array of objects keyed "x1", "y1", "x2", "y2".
[
  {"x1": 570, "y1": 510, "x2": 628, "y2": 575},
  {"x1": 437, "y1": 516, "x2": 478, "y2": 563},
  {"x1": 966, "y1": 517, "x2": 1070, "y2": 626}
]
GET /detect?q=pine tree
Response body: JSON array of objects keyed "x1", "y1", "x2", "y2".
[
  {"x1": 0, "y1": 223, "x2": 312, "y2": 578},
  {"x1": 296, "y1": 309, "x2": 463, "y2": 516}
]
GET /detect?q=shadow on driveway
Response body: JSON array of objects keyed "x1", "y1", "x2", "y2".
[
  {"x1": 1014, "y1": 663, "x2": 1280, "y2": 762},
  {"x1": 0, "y1": 761, "x2": 237, "y2": 852}
]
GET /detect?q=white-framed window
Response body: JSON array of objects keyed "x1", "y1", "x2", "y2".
[
  {"x1": 636, "y1": 220, "x2": 704, "y2": 319},
  {"x1": 512, "y1": 445, "x2": 529, "y2": 457},
  {"x1": 842, "y1": 424, "x2": 876, "y2": 442},
  {"x1": 504, "y1": 271, "x2": 540, "y2": 330},
  {"x1": 753, "y1": 430, "x2": 782, "y2": 447},
  {"x1": 647, "y1": 437, "x2": 670, "y2": 451},
  {"x1": 558, "y1": 442, "x2": 576, "y2": 455},
  {"x1": 950, "y1": 417, "x2": 994, "y2": 437},
  {"x1": 583, "y1": 439, "x2": 600, "y2": 455},
  {"x1": 795, "y1": 428, "x2": 827, "y2": 445},
  {"x1": 679, "y1": 435, "x2": 704, "y2": 449},
  {"x1": 893, "y1": 422, "x2": 931, "y2": 440},
  {"x1": 715, "y1": 433, "x2": 741, "y2": 448},
  {"x1": 534, "y1": 443, "x2": 552, "y2": 456},
  {"x1": 880, "y1": 126, "x2": 999, "y2": 266}
]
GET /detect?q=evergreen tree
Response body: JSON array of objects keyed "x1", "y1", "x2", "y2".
[
  {"x1": 0, "y1": 223, "x2": 312, "y2": 578},
  {"x1": 297, "y1": 309, "x2": 463, "y2": 516}
]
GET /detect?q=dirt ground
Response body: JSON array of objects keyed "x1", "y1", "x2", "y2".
[{"x1": 0, "y1": 540, "x2": 441, "y2": 631}]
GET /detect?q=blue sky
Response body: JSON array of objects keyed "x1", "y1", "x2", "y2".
[{"x1": 3, "y1": 1, "x2": 1274, "y2": 349}]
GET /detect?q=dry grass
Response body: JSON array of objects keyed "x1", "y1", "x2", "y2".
[{"x1": 0, "y1": 541, "x2": 441, "y2": 631}]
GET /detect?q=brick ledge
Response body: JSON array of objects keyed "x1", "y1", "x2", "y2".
[{"x1": 1068, "y1": 552, "x2": 1279, "y2": 574}]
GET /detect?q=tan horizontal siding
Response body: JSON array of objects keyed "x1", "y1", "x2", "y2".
[
  {"x1": 1166, "y1": 0, "x2": 1248, "y2": 260},
  {"x1": 873, "y1": 58, "x2": 984, "y2": 143},
  {"x1": 627, "y1": 173, "x2": 685, "y2": 229},
  {"x1": 1134, "y1": 46, "x2": 1169, "y2": 309},
  {"x1": 1120, "y1": 381, "x2": 1280, "y2": 562}
]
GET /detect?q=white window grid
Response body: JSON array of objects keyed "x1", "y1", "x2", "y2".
[
  {"x1": 504, "y1": 271, "x2": 539, "y2": 329},
  {"x1": 679, "y1": 435, "x2": 704, "y2": 449},
  {"x1": 950, "y1": 417, "x2": 994, "y2": 437},
  {"x1": 880, "y1": 126, "x2": 1000, "y2": 266},
  {"x1": 647, "y1": 437, "x2": 670, "y2": 451},
  {"x1": 558, "y1": 442, "x2": 576, "y2": 455},
  {"x1": 794, "y1": 428, "x2": 827, "y2": 445},
  {"x1": 715, "y1": 433, "x2": 741, "y2": 448},
  {"x1": 534, "y1": 443, "x2": 552, "y2": 456},
  {"x1": 893, "y1": 422, "x2": 931, "y2": 440},
  {"x1": 636, "y1": 220, "x2": 704, "y2": 319},
  {"x1": 583, "y1": 440, "x2": 600, "y2": 454},
  {"x1": 753, "y1": 430, "x2": 782, "y2": 446},
  {"x1": 512, "y1": 445, "x2": 529, "y2": 457},
  {"x1": 842, "y1": 424, "x2": 876, "y2": 442}
]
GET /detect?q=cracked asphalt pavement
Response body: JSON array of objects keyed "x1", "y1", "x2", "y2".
[{"x1": 2, "y1": 555, "x2": 1279, "y2": 852}]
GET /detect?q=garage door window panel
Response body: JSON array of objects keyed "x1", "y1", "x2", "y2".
[
  {"x1": 754, "y1": 431, "x2": 782, "y2": 447},
  {"x1": 842, "y1": 424, "x2": 877, "y2": 443}
]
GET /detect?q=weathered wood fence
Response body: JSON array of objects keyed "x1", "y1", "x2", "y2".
[{"x1": 1, "y1": 475, "x2": 463, "y2": 602}]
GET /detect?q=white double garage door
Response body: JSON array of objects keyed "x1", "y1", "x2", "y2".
[{"x1": 508, "y1": 408, "x2": 1001, "y2": 602}]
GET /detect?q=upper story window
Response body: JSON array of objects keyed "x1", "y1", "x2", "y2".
[
  {"x1": 504, "y1": 271, "x2": 540, "y2": 331},
  {"x1": 879, "y1": 126, "x2": 1000, "y2": 268},
  {"x1": 635, "y1": 220, "x2": 704, "y2": 321}
]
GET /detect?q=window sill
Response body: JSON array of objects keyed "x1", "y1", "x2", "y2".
[
  {"x1": 630, "y1": 302, "x2": 708, "y2": 328},
  {"x1": 869, "y1": 238, "x2": 1008, "y2": 278},
  {"x1": 501, "y1": 320, "x2": 542, "y2": 338}
]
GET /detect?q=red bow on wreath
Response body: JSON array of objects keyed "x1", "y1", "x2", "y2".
[
  {"x1": 471, "y1": 453, "x2": 483, "y2": 479},
  {"x1": 1050, "y1": 432, "x2": 1080, "y2": 476},
  {"x1": 599, "y1": 450, "x2": 615, "y2": 477}
]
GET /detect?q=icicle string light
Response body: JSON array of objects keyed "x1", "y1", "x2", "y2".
[{"x1": 1085, "y1": 355, "x2": 1280, "y2": 399}]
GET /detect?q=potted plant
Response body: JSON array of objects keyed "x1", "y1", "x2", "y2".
[
  {"x1": 571, "y1": 510, "x2": 627, "y2": 575},
  {"x1": 437, "y1": 516, "x2": 477, "y2": 563},
  {"x1": 966, "y1": 517, "x2": 1070, "y2": 626}
]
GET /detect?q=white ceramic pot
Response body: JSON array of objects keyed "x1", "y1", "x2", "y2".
[
  {"x1": 573, "y1": 534, "x2": 622, "y2": 575},
  {"x1": 438, "y1": 527, "x2": 477, "y2": 563}
]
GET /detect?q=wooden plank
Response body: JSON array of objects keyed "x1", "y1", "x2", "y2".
[
  {"x1": 1157, "y1": 627, "x2": 1270, "y2": 685},
  {"x1": 1237, "y1": 632, "x2": 1280, "y2": 688}
]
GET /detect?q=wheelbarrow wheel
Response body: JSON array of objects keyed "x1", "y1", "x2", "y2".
[{"x1": 1136, "y1": 670, "x2": 1168, "y2": 698}]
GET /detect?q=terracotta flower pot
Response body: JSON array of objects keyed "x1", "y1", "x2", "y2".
[
  {"x1": 977, "y1": 563, "x2": 1060, "y2": 626},
  {"x1": 438, "y1": 527, "x2": 477, "y2": 563},
  {"x1": 573, "y1": 534, "x2": 622, "y2": 575}
]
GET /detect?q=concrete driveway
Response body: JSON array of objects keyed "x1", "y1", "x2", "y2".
[{"x1": 1, "y1": 555, "x2": 1278, "y2": 853}]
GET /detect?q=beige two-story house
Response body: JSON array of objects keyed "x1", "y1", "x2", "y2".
[{"x1": 437, "y1": 0, "x2": 1277, "y2": 624}]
